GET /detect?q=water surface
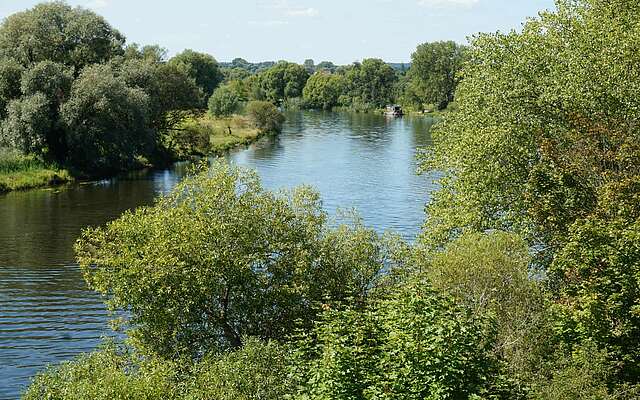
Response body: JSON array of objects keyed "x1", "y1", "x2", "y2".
[{"x1": 0, "y1": 111, "x2": 437, "y2": 398}]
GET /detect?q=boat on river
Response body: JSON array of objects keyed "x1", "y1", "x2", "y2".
[{"x1": 385, "y1": 105, "x2": 404, "y2": 117}]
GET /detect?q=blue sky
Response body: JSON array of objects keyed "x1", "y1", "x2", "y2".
[{"x1": 1, "y1": 0, "x2": 555, "y2": 64}]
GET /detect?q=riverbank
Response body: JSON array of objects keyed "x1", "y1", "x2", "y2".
[
  {"x1": 167, "y1": 114, "x2": 266, "y2": 158},
  {"x1": 0, "y1": 150, "x2": 72, "y2": 193},
  {"x1": 0, "y1": 114, "x2": 273, "y2": 195}
]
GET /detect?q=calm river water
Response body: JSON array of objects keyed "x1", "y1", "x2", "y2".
[{"x1": 0, "y1": 111, "x2": 438, "y2": 398}]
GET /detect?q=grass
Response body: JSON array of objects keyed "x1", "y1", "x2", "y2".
[
  {"x1": 0, "y1": 149, "x2": 72, "y2": 193},
  {"x1": 168, "y1": 114, "x2": 263, "y2": 158}
]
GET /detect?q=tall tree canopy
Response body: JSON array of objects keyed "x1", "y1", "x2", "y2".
[
  {"x1": 340, "y1": 59, "x2": 397, "y2": 110},
  {"x1": 406, "y1": 41, "x2": 467, "y2": 110},
  {"x1": 255, "y1": 61, "x2": 309, "y2": 103},
  {"x1": 0, "y1": 1, "x2": 125, "y2": 72},
  {"x1": 168, "y1": 49, "x2": 223, "y2": 101}
]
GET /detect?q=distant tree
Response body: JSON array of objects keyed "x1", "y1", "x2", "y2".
[
  {"x1": 208, "y1": 84, "x2": 240, "y2": 117},
  {"x1": 19, "y1": 61, "x2": 74, "y2": 159},
  {"x1": 0, "y1": 58, "x2": 24, "y2": 118},
  {"x1": 408, "y1": 41, "x2": 466, "y2": 110},
  {"x1": 0, "y1": 1, "x2": 125, "y2": 72},
  {"x1": 169, "y1": 49, "x2": 223, "y2": 101},
  {"x1": 61, "y1": 64, "x2": 151, "y2": 173},
  {"x1": 303, "y1": 59, "x2": 315, "y2": 73},
  {"x1": 316, "y1": 61, "x2": 337, "y2": 73},
  {"x1": 123, "y1": 43, "x2": 168, "y2": 63},
  {"x1": 0, "y1": 93, "x2": 51, "y2": 155},
  {"x1": 256, "y1": 62, "x2": 309, "y2": 103},
  {"x1": 302, "y1": 72, "x2": 344, "y2": 110},
  {"x1": 245, "y1": 101, "x2": 285, "y2": 132},
  {"x1": 340, "y1": 59, "x2": 397, "y2": 109}
]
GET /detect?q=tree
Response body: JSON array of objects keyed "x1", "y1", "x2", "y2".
[
  {"x1": 419, "y1": 0, "x2": 640, "y2": 387},
  {"x1": 76, "y1": 163, "x2": 393, "y2": 359},
  {"x1": 292, "y1": 281, "x2": 511, "y2": 400},
  {"x1": 0, "y1": 94, "x2": 51, "y2": 155},
  {"x1": 302, "y1": 72, "x2": 343, "y2": 110},
  {"x1": 117, "y1": 59, "x2": 203, "y2": 132},
  {"x1": 340, "y1": 59, "x2": 397, "y2": 110},
  {"x1": 256, "y1": 62, "x2": 309, "y2": 103},
  {"x1": 61, "y1": 64, "x2": 151, "y2": 173},
  {"x1": 0, "y1": 1, "x2": 125, "y2": 72},
  {"x1": 407, "y1": 41, "x2": 466, "y2": 110},
  {"x1": 168, "y1": 49, "x2": 223, "y2": 100},
  {"x1": 245, "y1": 101, "x2": 285, "y2": 132},
  {"x1": 303, "y1": 59, "x2": 315, "y2": 73},
  {"x1": 208, "y1": 84, "x2": 240, "y2": 117},
  {"x1": 0, "y1": 58, "x2": 23, "y2": 118}
]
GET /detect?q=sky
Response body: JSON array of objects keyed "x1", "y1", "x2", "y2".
[{"x1": 0, "y1": 0, "x2": 556, "y2": 64}]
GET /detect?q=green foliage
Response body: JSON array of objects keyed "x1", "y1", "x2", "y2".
[
  {"x1": 76, "y1": 163, "x2": 392, "y2": 358},
  {"x1": 117, "y1": 59, "x2": 203, "y2": 132},
  {"x1": 419, "y1": 0, "x2": 640, "y2": 389},
  {"x1": 530, "y1": 342, "x2": 617, "y2": 400},
  {"x1": 406, "y1": 41, "x2": 467, "y2": 110},
  {"x1": 169, "y1": 49, "x2": 223, "y2": 100},
  {"x1": 339, "y1": 59, "x2": 397, "y2": 110},
  {"x1": 61, "y1": 64, "x2": 151, "y2": 173},
  {"x1": 302, "y1": 71, "x2": 344, "y2": 110},
  {"x1": 20, "y1": 61, "x2": 73, "y2": 103},
  {"x1": 420, "y1": 0, "x2": 640, "y2": 256},
  {"x1": 0, "y1": 94, "x2": 51, "y2": 155},
  {"x1": 256, "y1": 62, "x2": 309, "y2": 103},
  {"x1": 549, "y1": 178, "x2": 640, "y2": 381},
  {"x1": 208, "y1": 84, "x2": 240, "y2": 117},
  {"x1": 244, "y1": 100, "x2": 285, "y2": 132},
  {"x1": 0, "y1": 1, "x2": 124, "y2": 71},
  {"x1": 419, "y1": 231, "x2": 551, "y2": 387},
  {"x1": 0, "y1": 58, "x2": 24, "y2": 118},
  {"x1": 22, "y1": 342, "x2": 180, "y2": 400},
  {"x1": 293, "y1": 281, "x2": 510, "y2": 400},
  {"x1": 186, "y1": 338, "x2": 292, "y2": 400}
]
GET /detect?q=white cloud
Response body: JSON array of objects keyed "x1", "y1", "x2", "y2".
[
  {"x1": 248, "y1": 20, "x2": 289, "y2": 27},
  {"x1": 85, "y1": 0, "x2": 109, "y2": 9},
  {"x1": 285, "y1": 7, "x2": 319, "y2": 17},
  {"x1": 418, "y1": 0, "x2": 479, "y2": 8}
]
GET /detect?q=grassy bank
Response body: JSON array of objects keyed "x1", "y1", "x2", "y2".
[
  {"x1": 167, "y1": 114, "x2": 265, "y2": 158},
  {"x1": 0, "y1": 149, "x2": 71, "y2": 193}
]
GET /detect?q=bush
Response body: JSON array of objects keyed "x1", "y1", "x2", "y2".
[
  {"x1": 207, "y1": 85, "x2": 240, "y2": 117},
  {"x1": 186, "y1": 338, "x2": 292, "y2": 400},
  {"x1": 22, "y1": 342, "x2": 180, "y2": 400},
  {"x1": 292, "y1": 281, "x2": 513, "y2": 400},
  {"x1": 76, "y1": 162, "x2": 393, "y2": 359},
  {"x1": 244, "y1": 100, "x2": 284, "y2": 133},
  {"x1": 419, "y1": 231, "x2": 550, "y2": 382}
]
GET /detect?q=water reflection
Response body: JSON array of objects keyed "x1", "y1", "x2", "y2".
[{"x1": 0, "y1": 111, "x2": 437, "y2": 399}]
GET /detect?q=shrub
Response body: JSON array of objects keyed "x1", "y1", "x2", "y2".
[
  {"x1": 244, "y1": 100, "x2": 284, "y2": 132},
  {"x1": 22, "y1": 342, "x2": 180, "y2": 400},
  {"x1": 292, "y1": 281, "x2": 513, "y2": 400},
  {"x1": 76, "y1": 162, "x2": 393, "y2": 359},
  {"x1": 207, "y1": 85, "x2": 240, "y2": 117}
]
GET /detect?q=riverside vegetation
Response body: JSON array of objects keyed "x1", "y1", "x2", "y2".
[
  {"x1": 11, "y1": 0, "x2": 640, "y2": 398},
  {"x1": 0, "y1": 1, "x2": 465, "y2": 193}
]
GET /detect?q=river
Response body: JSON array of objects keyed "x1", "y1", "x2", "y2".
[{"x1": 0, "y1": 111, "x2": 438, "y2": 398}]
